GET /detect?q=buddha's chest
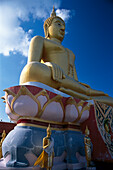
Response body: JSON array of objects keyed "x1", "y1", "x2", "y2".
[
  {"x1": 43, "y1": 40, "x2": 68, "y2": 68},
  {"x1": 43, "y1": 39, "x2": 66, "y2": 57},
  {"x1": 43, "y1": 39, "x2": 75, "y2": 77}
]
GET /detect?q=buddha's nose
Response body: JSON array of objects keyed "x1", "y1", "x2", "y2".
[
  {"x1": 61, "y1": 24, "x2": 65, "y2": 31},
  {"x1": 61, "y1": 28, "x2": 65, "y2": 32},
  {"x1": 60, "y1": 27, "x2": 65, "y2": 33}
]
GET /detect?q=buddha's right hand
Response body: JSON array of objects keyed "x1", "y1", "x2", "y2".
[{"x1": 44, "y1": 62, "x2": 65, "y2": 82}]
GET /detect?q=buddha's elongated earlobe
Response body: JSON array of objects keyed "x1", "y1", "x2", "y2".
[
  {"x1": 45, "y1": 24, "x2": 49, "y2": 38},
  {"x1": 46, "y1": 30, "x2": 49, "y2": 38}
]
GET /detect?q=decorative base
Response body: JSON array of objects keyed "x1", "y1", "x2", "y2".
[
  {"x1": 1, "y1": 83, "x2": 113, "y2": 169},
  {"x1": 1, "y1": 120, "x2": 86, "y2": 168},
  {"x1": 3, "y1": 85, "x2": 91, "y2": 124}
]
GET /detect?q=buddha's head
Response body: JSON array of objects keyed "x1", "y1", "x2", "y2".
[{"x1": 44, "y1": 6, "x2": 65, "y2": 42}]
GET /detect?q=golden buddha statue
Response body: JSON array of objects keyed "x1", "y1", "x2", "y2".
[
  {"x1": 42, "y1": 124, "x2": 54, "y2": 170},
  {"x1": 34, "y1": 124, "x2": 54, "y2": 170},
  {"x1": 20, "y1": 7, "x2": 113, "y2": 107},
  {"x1": 84, "y1": 126, "x2": 91, "y2": 167}
]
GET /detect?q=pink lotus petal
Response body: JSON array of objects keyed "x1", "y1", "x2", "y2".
[{"x1": 41, "y1": 102, "x2": 63, "y2": 122}]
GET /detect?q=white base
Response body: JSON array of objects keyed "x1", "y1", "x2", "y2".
[
  {"x1": 22, "y1": 81, "x2": 94, "y2": 104},
  {"x1": 22, "y1": 81, "x2": 70, "y2": 97}
]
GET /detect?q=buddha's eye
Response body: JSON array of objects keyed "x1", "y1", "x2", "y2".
[{"x1": 58, "y1": 23, "x2": 61, "y2": 26}]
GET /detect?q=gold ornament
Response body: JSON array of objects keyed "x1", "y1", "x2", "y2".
[
  {"x1": 0, "y1": 130, "x2": 6, "y2": 159},
  {"x1": 84, "y1": 126, "x2": 91, "y2": 167},
  {"x1": 34, "y1": 124, "x2": 54, "y2": 170}
]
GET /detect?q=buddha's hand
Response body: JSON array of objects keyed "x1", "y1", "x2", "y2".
[
  {"x1": 44, "y1": 62, "x2": 65, "y2": 82},
  {"x1": 79, "y1": 82, "x2": 90, "y2": 88}
]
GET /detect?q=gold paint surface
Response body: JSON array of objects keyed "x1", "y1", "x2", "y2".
[
  {"x1": 19, "y1": 7, "x2": 113, "y2": 107},
  {"x1": 0, "y1": 130, "x2": 6, "y2": 158},
  {"x1": 17, "y1": 123, "x2": 80, "y2": 132}
]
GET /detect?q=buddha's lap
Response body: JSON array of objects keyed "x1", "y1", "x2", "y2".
[{"x1": 20, "y1": 62, "x2": 62, "y2": 88}]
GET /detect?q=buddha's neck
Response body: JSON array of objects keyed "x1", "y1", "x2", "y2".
[{"x1": 48, "y1": 37, "x2": 62, "y2": 44}]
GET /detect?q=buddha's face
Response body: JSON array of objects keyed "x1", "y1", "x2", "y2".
[{"x1": 48, "y1": 17, "x2": 65, "y2": 42}]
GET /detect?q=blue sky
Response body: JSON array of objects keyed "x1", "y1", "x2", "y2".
[{"x1": 0, "y1": 0, "x2": 113, "y2": 122}]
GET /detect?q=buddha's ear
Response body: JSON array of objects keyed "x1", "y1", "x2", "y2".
[{"x1": 45, "y1": 24, "x2": 49, "y2": 38}]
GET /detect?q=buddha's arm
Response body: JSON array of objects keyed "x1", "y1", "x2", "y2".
[
  {"x1": 74, "y1": 66, "x2": 78, "y2": 81},
  {"x1": 68, "y1": 49, "x2": 78, "y2": 81},
  {"x1": 28, "y1": 36, "x2": 44, "y2": 63}
]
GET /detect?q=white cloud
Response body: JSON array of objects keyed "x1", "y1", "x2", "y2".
[
  {"x1": 0, "y1": 0, "x2": 72, "y2": 57},
  {"x1": 56, "y1": 9, "x2": 71, "y2": 21}
]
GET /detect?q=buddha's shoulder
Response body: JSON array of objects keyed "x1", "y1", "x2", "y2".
[
  {"x1": 31, "y1": 36, "x2": 45, "y2": 43},
  {"x1": 31, "y1": 36, "x2": 53, "y2": 45}
]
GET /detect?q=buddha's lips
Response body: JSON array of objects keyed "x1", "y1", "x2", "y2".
[{"x1": 60, "y1": 30, "x2": 65, "y2": 35}]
